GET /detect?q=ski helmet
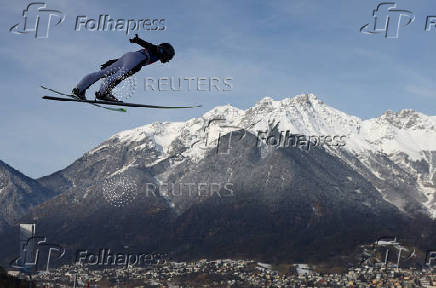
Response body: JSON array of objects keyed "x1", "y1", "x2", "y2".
[{"x1": 158, "y1": 43, "x2": 175, "y2": 62}]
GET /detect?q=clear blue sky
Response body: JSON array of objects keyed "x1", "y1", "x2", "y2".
[{"x1": 1, "y1": 0, "x2": 435, "y2": 178}]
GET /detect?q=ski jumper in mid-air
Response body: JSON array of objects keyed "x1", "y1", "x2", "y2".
[{"x1": 72, "y1": 34, "x2": 175, "y2": 102}]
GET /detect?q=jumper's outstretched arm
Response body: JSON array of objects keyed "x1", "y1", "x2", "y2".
[{"x1": 129, "y1": 34, "x2": 159, "y2": 55}]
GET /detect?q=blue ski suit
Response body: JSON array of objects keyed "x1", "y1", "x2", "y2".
[{"x1": 76, "y1": 38, "x2": 160, "y2": 95}]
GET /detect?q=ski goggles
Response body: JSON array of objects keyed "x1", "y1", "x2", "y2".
[{"x1": 158, "y1": 46, "x2": 171, "y2": 61}]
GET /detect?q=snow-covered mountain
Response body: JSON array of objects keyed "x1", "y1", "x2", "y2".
[
  {"x1": 2, "y1": 94, "x2": 435, "y2": 266},
  {"x1": 104, "y1": 94, "x2": 436, "y2": 217}
]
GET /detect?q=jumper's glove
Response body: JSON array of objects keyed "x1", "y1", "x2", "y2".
[
  {"x1": 101, "y1": 59, "x2": 118, "y2": 70},
  {"x1": 129, "y1": 33, "x2": 140, "y2": 43}
]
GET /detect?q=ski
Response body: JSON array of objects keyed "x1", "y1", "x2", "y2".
[
  {"x1": 40, "y1": 85, "x2": 127, "y2": 112},
  {"x1": 42, "y1": 96, "x2": 202, "y2": 109}
]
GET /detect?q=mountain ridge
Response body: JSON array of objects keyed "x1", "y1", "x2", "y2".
[
  {"x1": 93, "y1": 94, "x2": 435, "y2": 217},
  {"x1": 0, "y1": 94, "x2": 435, "y2": 266}
]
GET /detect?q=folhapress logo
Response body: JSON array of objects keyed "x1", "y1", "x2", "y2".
[
  {"x1": 190, "y1": 118, "x2": 247, "y2": 155},
  {"x1": 9, "y1": 236, "x2": 65, "y2": 273},
  {"x1": 360, "y1": 2, "x2": 415, "y2": 38},
  {"x1": 9, "y1": 2, "x2": 65, "y2": 39}
]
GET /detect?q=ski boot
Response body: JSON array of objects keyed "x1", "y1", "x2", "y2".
[
  {"x1": 95, "y1": 91, "x2": 122, "y2": 102},
  {"x1": 72, "y1": 88, "x2": 86, "y2": 100}
]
